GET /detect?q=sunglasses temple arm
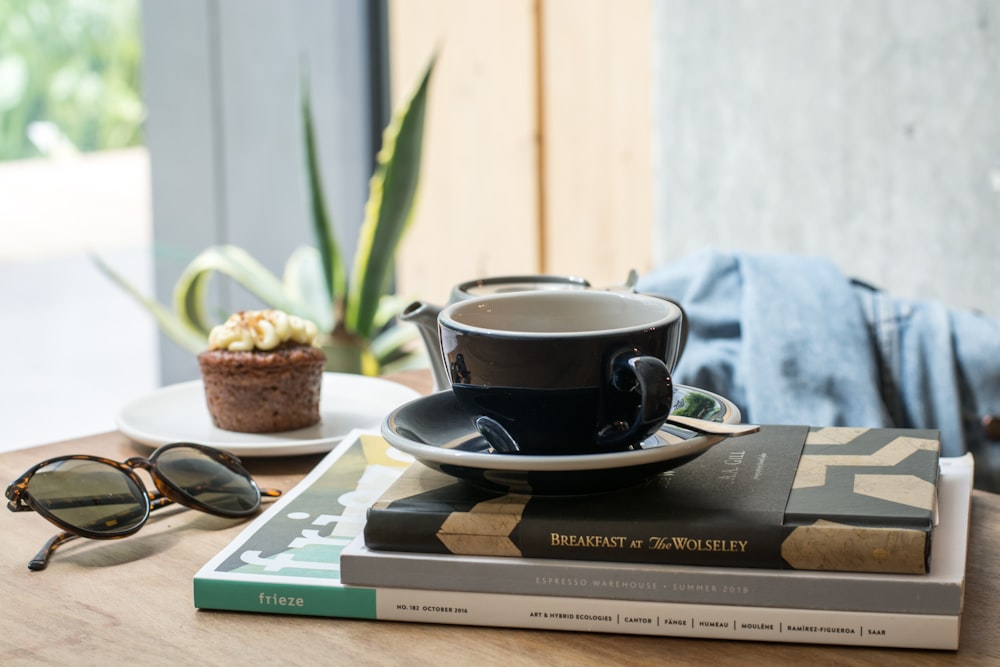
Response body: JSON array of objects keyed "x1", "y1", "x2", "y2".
[
  {"x1": 28, "y1": 532, "x2": 78, "y2": 571},
  {"x1": 29, "y1": 495, "x2": 179, "y2": 571},
  {"x1": 27, "y1": 487, "x2": 279, "y2": 571}
]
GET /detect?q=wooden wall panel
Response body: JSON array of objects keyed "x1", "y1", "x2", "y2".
[
  {"x1": 389, "y1": 0, "x2": 541, "y2": 305},
  {"x1": 540, "y1": 0, "x2": 653, "y2": 288},
  {"x1": 389, "y1": 0, "x2": 653, "y2": 302}
]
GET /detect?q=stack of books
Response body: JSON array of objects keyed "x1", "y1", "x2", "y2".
[{"x1": 193, "y1": 427, "x2": 973, "y2": 650}]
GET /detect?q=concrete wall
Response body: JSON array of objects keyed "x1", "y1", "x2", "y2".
[{"x1": 652, "y1": 0, "x2": 1000, "y2": 315}]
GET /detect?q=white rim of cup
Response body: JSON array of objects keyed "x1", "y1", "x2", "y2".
[{"x1": 438, "y1": 290, "x2": 681, "y2": 339}]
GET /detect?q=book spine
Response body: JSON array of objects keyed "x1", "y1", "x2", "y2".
[
  {"x1": 193, "y1": 577, "x2": 377, "y2": 619},
  {"x1": 192, "y1": 578, "x2": 958, "y2": 650},
  {"x1": 373, "y1": 588, "x2": 958, "y2": 650},
  {"x1": 364, "y1": 503, "x2": 931, "y2": 574},
  {"x1": 339, "y1": 548, "x2": 962, "y2": 615}
]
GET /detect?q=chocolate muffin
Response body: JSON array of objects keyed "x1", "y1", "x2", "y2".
[{"x1": 198, "y1": 310, "x2": 327, "y2": 433}]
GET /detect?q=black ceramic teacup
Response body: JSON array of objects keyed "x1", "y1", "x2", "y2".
[{"x1": 437, "y1": 290, "x2": 683, "y2": 455}]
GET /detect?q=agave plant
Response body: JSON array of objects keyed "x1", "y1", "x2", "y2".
[{"x1": 94, "y1": 58, "x2": 434, "y2": 376}]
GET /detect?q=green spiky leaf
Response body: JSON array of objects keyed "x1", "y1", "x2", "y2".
[
  {"x1": 302, "y1": 80, "x2": 346, "y2": 309},
  {"x1": 172, "y1": 245, "x2": 314, "y2": 335},
  {"x1": 92, "y1": 56, "x2": 435, "y2": 378},
  {"x1": 345, "y1": 57, "x2": 434, "y2": 338}
]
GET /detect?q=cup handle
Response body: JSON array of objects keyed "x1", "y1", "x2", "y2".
[{"x1": 599, "y1": 353, "x2": 674, "y2": 449}]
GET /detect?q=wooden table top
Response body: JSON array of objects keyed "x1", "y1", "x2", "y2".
[{"x1": 2, "y1": 371, "x2": 998, "y2": 666}]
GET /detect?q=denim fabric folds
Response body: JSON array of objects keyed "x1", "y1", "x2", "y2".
[{"x1": 637, "y1": 249, "x2": 1000, "y2": 491}]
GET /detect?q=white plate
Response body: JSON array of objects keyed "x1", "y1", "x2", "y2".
[{"x1": 117, "y1": 373, "x2": 420, "y2": 457}]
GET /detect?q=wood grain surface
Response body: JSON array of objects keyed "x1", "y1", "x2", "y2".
[{"x1": 1, "y1": 371, "x2": 997, "y2": 665}]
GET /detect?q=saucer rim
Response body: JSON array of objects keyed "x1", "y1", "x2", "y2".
[{"x1": 381, "y1": 384, "x2": 738, "y2": 473}]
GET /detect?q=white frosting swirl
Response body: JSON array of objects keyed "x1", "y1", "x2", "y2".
[{"x1": 208, "y1": 309, "x2": 319, "y2": 351}]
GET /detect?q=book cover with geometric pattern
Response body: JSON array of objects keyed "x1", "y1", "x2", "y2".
[{"x1": 364, "y1": 426, "x2": 940, "y2": 574}]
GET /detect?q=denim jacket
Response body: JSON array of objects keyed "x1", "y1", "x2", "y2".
[{"x1": 637, "y1": 249, "x2": 1000, "y2": 491}]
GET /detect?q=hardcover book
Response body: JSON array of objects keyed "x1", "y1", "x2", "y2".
[
  {"x1": 192, "y1": 430, "x2": 970, "y2": 651},
  {"x1": 346, "y1": 453, "x2": 969, "y2": 615},
  {"x1": 363, "y1": 425, "x2": 941, "y2": 574}
]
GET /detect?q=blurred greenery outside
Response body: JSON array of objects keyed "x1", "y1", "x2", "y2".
[{"x1": 0, "y1": 0, "x2": 143, "y2": 161}]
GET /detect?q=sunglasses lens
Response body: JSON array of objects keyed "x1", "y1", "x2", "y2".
[
  {"x1": 28, "y1": 459, "x2": 147, "y2": 535},
  {"x1": 155, "y1": 446, "x2": 259, "y2": 513}
]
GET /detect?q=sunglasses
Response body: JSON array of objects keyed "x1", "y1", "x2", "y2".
[{"x1": 5, "y1": 442, "x2": 280, "y2": 571}]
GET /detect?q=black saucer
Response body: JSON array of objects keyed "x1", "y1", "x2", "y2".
[{"x1": 381, "y1": 384, "x2": 740, "y2": 494}]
